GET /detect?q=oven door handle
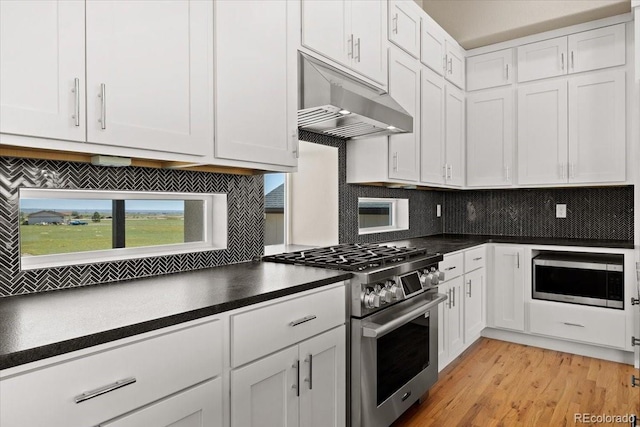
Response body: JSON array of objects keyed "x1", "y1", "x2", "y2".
[{"x1": 361, "y1": 293, "x2": 448, "y2": 338}]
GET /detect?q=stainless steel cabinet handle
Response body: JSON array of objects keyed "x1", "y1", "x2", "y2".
[
  {"x1": 563, "y1": 322, "x2": 585, "y2": 328},
  {"x1": 393, "y1": 152, "x2": 398, "y2": 171},
  {"x1": 571, "y1": 51, "x2": 574, "y2": 69},
  {"x1": 393, "y1": 13, "x2": 398, "y2": 34},
  {"x1": 505, "y1": 165, "x2": 510, "y2": 182},
  {"x1": 444, "y1": 266, "x2": 456, "y2": 271},
  {"x1": 290, "y1": 315, "x2": 316, "y2": 327},
  {"x1": 561, "y1": 53, "x2": 564, "y2": 71},
  {"x1": 505, "y1": 64, "x2": 509, "y2": 80},
  {"x1": 348, "y1": 34, "x2": 353, "y2": 58},
  {"x1": 98, "y1": 83, "x2": 106, "y2": 130},
  {"x1": 466, "y1": 279, "x2": 472, "y2": 297},
  {"x1": 452, "y1": 286, "x2": 456, "y2": 307},
  {"x1": 448, "y1": 57, "x2": 453, "y2": 74},
  {"x1": 442, "y1": 164, "x2": 447, "y2": 178},
  {"x1": 72, "y1": 78, "x2": 80, "y2": 127},
  {"x1": 74, "y1": 377, "x2": 136, "y2": 404},
  {"x1": 448, "y1": 288, "x2": 452, "y2": 309},
  {"x1": 355, "y1": 37, "x2": 361, "y2": 62},
  {"x1": 292, "y1": 360, "x2": 300, "y2": 396},
  {"x1": 516, "y1": 252, "x2": 520, "y2": 269},
  {"x1": 305, "y1": 354, "x2": 313, "y2": 390},
  {"x1": 473, "y1": 257, "x2": 482, "y2": 261},
  {"x1": 443, "y1": 56, "x2": 447, "y2": 74}
]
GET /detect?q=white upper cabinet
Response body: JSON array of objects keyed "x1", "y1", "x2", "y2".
[
  {"x1": 214, "y1": 0, "x2": 298, "y2": 167},
  {"x1": 301, "y1": 0, "x2": 387, "y2": 84},
  {"x1": 444, "y1": 84, "x2": 465, "y2": 187},
  {"x1": 388, "y1": 0, "x2": 421, "y2": 58},
  {"x1": 518, "y1": 24, "x2": 625, "y2": 83},
  {"x1": 517, "y1": 37, "x2": 567, "y2": 83},
  {"x1": 0, "y1": 0, "x2": 86, "y2": 142},
  {"x1": 466, "y1": 49, "x2": 514, "y2": 91},
  {"x1": 467, "y1": 89, "x2": 514, "y2": 187},
  {"x1": 420, "y1": 67, "x2": 445, "y2": 185},
  {"x1": 420, "y1": 14, "x2": 446, "y2": 75},
  {"x1": 388, "y1": 48, "x2": 421, "y2": 182},
  {"x1": 517, "y1": 80, "x2": 568, "y2": 185},
  {"x1": 85, "y1": 0, "x2": 212, "y2": 156},
  {"x1": 567, "y1": 71, "x2": 626, "y2": 184},
  {"x1": 444, "y1": 40, "x2": 465, "y2": 90},
  {"x1": 567, "y1": 24, "x2": 625, "y2": 74}
]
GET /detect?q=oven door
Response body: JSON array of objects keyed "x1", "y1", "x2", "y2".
[{"x1": 351, "y1": 292, "x2": 447, "y2": 427}]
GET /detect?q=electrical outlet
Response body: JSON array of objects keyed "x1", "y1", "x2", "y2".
[
  {"x1": 437, "y1": 204, "x2": 442, "y2": 217},
  {"x1": 556, "y1": 204, "x2": 567, "y2": 218}
]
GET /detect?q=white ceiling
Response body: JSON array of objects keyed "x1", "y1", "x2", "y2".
[{"x1": 416, "y1": 0, "x2": 631, "y2": 50}]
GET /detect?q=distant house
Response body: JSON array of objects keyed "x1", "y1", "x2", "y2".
[
  {"x1": 27, "y1": 210, "x2": 65, "y2": 225},
  {"x1": 264, "y1": 183, "x2": 284, "y2": 245}
]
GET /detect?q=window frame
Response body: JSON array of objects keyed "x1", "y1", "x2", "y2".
[
  {"x1": 19, "y1": 188, "x2": 227, "y2": 270},
  {"x1": 357, "y1": 197, "x2": 409, "y2": 235}
]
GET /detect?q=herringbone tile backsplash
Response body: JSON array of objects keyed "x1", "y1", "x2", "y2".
[{"x1": 0, "y1": 157, "x2": 264, "y2": 297}]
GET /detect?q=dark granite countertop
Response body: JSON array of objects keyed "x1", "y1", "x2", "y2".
[
  {"x1": 0, "y1": 261, "x2": 351, "y2": 370},
  {"x1": 386, "y1": 234, "x2": 635, "y2": 255}
]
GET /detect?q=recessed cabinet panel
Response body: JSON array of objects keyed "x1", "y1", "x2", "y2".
[
  {"x1": 493, "y1": 246, "x2": 525, "y2": 331},
  {"x1": 467, "y1": 89, "x2": 514, "y2": 187},
  {"x1": 86, "y1": 0, "x2": 212, "y2": 155},
  {"x1": 466, "y1": 49, "x2": 513, "y2": 91},
  {"x1": 0, "y1": 0, "x2": 86, "y2": 141},
  {"x1": 388, "y1": 0, "x2": 421, "y2": 58},
  {"x1": 464, "y1": 268, "x2": 485, "y2": 340},
  {"x1": 420, "y1": 67, "x2": 445, "y2": 185},
  {"x1": 444, "y1": 84, "x2": 465, "y2": 187},
  {"x1": 568, "y1": 24, "x2": 626, "y2": 74},
  {"x1": 517, "y1": 80, "x2": 568, "y2": 185},
  {"x1": 517, "y1": 37, "x2": 567, "y2": 83},
  {"x1": 301, "y1": 0, "x2": 349, "y2": 68},
  {"x1": 215, "y1": 0, "x2": 297, "y2": 167},
  {"x1": 568, "y1": 71, "x2": 626, "y2": 183},
  {"x1": 388, "y1": 48, "x2": 420, "y2": 182}
]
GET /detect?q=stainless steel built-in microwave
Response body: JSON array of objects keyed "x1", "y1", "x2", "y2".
[{"x1": 532, "y1": 252, "x2": 624, "y2": 309}]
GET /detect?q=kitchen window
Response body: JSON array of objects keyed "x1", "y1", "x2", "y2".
[
  {"x1": 358, "y1": 197, "x2": 409, "y2": 234},
  {"x1": 19, "y1": 188, "x2": 227, "y2": 270}
]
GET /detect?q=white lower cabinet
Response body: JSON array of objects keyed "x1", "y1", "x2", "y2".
[
  {"x1": 492, "y1": 246, "x2": 525, "y2": 331},
  {"x1": 463, "y1": 267, "x2": 485, "y2": 341},
  {"x1": 102, "y1": 378, "x2": 222, "y2": 427},
  {"x1": 231, "y1": 326, "x2": 346, "y2": 427}
]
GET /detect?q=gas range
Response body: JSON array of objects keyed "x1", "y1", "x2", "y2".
[{"x1": 263, "y1": 243, "x2": 444, "y2": 318}]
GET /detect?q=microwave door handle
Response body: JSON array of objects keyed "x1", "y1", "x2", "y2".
[{"x1": 362, "y1": 293, "x2": 447, "y2": 338}]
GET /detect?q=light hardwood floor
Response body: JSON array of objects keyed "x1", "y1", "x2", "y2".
[{"x1": 393, "y1": 338, "x2": 639, "y2": 427}]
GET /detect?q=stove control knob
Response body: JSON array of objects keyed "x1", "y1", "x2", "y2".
[
  {"x1": 388, "y1": 283, "x2": 403, "y2": 301},
  {"x1": 426, "y1": 267, "x2": 443, "y2": 286},
  {"x1": 362, "y1": 290, "x2": 380, "y2": 309},
  {"x1": 378, "y1": 288, "x2": 392, "y2": 304}
]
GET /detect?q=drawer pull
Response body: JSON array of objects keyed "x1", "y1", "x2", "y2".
[
  {"x1": 473, "y1": 257, "x2": 482, "y2": 261},
  {"x1": 74, "y1": 377, "x2": 136, "y2": 404},
  {"x1": 290, "y1": 315, "x2": 317, "y2": 327},
  {"x1": 445, "y1": 266, "x2": 456, "y2": 271},
  {"x1": 563, "y1": 322, "x2": 585, "y2": 328}
]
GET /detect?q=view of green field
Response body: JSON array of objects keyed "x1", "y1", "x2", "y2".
[{"x1": 20, "y1": 217, "x2": 185, "y2": 256}]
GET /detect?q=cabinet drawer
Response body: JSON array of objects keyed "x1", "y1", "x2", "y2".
[
  {"x1": 231, "y1": 285, "x2": 345, "y2": 367},
  {"x1": 440, "y1": 252, "x2": 463, "y2": 280},
  {"x1": 464, "y1": 246, "x2": 486, "y2": 273},
  {"x1": 529, "y1": 301, "x2": 626, "y2": 348},
  {"x1": 0, "y1": 319, "x2": 222, "y2": 427}
]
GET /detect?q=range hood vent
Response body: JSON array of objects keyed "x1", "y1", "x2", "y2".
[{"x1": 298, "y1": 54, "x2": 413, "y2": 140}]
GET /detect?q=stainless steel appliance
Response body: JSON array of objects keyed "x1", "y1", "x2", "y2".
[
  {"x1": 533, "y1": 252, "x2": 624, "y2": 309},
  {"x1": 263, "y1": 243, "x2": 447, "y2": 427}
]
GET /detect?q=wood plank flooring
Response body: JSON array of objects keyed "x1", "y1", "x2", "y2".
[{"x1": 393, "y1": 338, "x2": 639, "y2": 427}]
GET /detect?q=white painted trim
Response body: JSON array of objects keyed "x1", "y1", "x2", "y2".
[
  {"x1": 466, "y1": 13, "x2": 633, "y2": 57},
  {"x1": 18, "y1": 188, "x2": 227, "y2": 270}
]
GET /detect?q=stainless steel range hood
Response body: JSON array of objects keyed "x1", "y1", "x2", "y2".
[{"x1": 298, "y1": 54, "x2": 413, "y2": 140}]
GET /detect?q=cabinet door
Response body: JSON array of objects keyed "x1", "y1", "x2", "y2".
[
  {"x1": 444, "y1": 41, "x2": 465, "y2": 90},
  {"x1": 466, "y1": 49, "x2": 513, "y2": 91},
  {"x1": 420, "y1": 15, "x2": 446, "y2": 75},
  {"x1": 85, "y1": 0, "x2": 212, "y2": 156},
  {"x1": 231, "y1": 346, "x2": 299, "y2": 427},
  {"x1": 517, "y1": 80, "x2": 568, "y2": 185},
  {"x1": 568, "y1": 24, "x2": 625, "y2": 74},
  {"x1": 464, "y1": 269, "x2": 485, "y2": 341},
  {"x1": 102, "y1": 379, "x2": 222, "y2": 427},
  {"x1": 351, "y1": 0, "x2": 387, "y2": 84},
  {"x1": 493, "y1": 246, "x2": 525, "y2": 332},
  {"x1": 446, "y1": 276, "x2": 465, "y2": 360},
  {"x1": 437, "y1": 296, "x2": 448, "y2": 371},
  {"x1": 467, "y1": 88, "x2": 514, "y2": 187},
  {"x1": 517, "y1": 37, "x2": 567, "y2": 83},
  {"x1": 444, "y1": 84, "x2": 465, "y2": 187},
  {"x1": 215, "y1": 0, "x2": 298, "y2": 167},
  {"x1": 0, "y1": 0, "x2": 85, "y2": 141},
  {"x1": 301, "y1": 0, "x2": 349, "y2": 68},
  {"x1": 388, "y1": 0, "x2": 421, "y2": 58},
  {"x1": 420, "y1": 67, "x2": 445, "y2": 185},
  {"x1": 388, "y1": 48, "x2": 420, "y2": 182},
  {"x1": 299, "y1": 326, "x2": 346, "y2": 427},
  {"x1": 568, "y1": 71, "x2": 626, "y2": 184}
]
